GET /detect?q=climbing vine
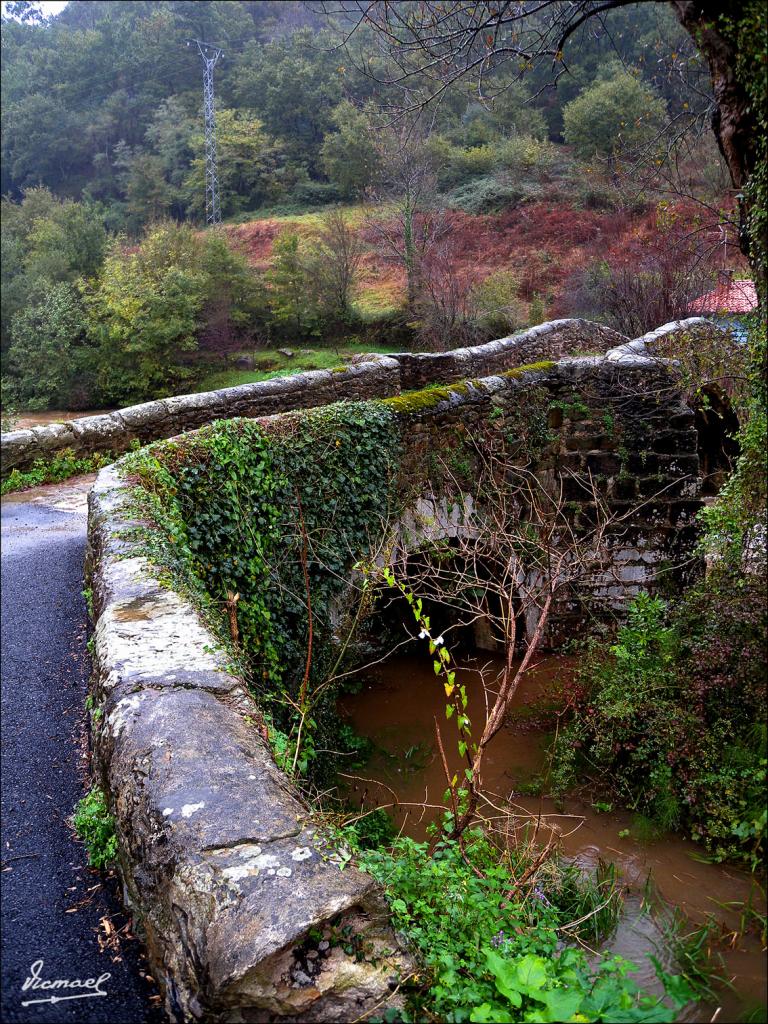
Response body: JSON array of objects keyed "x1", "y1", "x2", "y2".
[{"x1": 123, "y1": 403, "x2": 400, "y2": 779}]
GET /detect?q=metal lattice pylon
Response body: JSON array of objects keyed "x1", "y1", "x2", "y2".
[{"x1": 190, "y1": 40, "x2": 223, "y2": 225}]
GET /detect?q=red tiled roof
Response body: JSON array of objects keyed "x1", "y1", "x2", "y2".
[{"x1": 688, "y1": 279, "x2": 758, "y2": 314}]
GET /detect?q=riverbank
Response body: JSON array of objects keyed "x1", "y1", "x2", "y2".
[{"x1": 337, "y1": 652, "x2": 767, "y2": 1023}]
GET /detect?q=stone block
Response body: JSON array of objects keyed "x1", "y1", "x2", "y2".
[
  {"x1": 657, "y1": 454, "x2": 700, "y2": 477},
  {"x1": 626, "y1": 452, "x2": 660, "y2": 474},
  {"x1": 70, "y1": 413, "x2": 126, "y2": 446},
  {"x1": 585, "y1": 452, "x2": 622, "y2": 476},
  {"x1": 118, "y1": 400, "x2": 172, "y2": 430},
  {"x1": 29, "y1": 421, "x2": 77, "y2": 451},
  {"x1": 610, "y1": 477, "x2": 637, "y2": 500},
  {"x1": 565, "y1": 436, "x2": 598, "y2": 452},
  {"x1": 652, "y1": 430, "x2": 698, "y2": 454}
]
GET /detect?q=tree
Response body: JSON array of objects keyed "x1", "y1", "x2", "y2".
[
  {"x1": 142, "y1": 97, "x2": 198, "y2": 221},
  {"x1": 459, "y1": 81, "x2": 548, "y2": 144},
  {"x1": 319, "y1": 1, "x2": 766, "y2": 296},
  {"x1": 320, "y1": 101, "x2": 380, "y2": 199},
  {"x1": 4, "y1": 282, "x2": 92, "y2": 409},
  {"x1": 0, "y1": 188, "x2": 106, "y2": 348},
  {"x1": 563, "y1": 71, "x2": 668, "y2": 162},
  {"x1": 411, "y1": 237, "x2": 479, "y2": 351},
  {"x1": 81, "y1": 222, "x2": 263, "y2": 404},
  {"x1": 233, "y1": 28, "x2": 345, "y2": 173},
  {"x1": 368, "y1": 128, "x2": 448, "y2": 312},
  {"x1": 182, "y1": 109, "x2": 286, "y2": 221},
  {"x1": 312, "y1": 208, "x2": 365, "y2": 324},
  {"x1": 265, "y1": 233, "x2": 321, "y2": 337},
  {"x1": 1, "y1": 92, "x2": 82, "y2": 191},
  {"x1": 82, "y1": 223, "x2": 205, "y2": 404},
  {"x1": 123, "y1": 152, "x2": 175, "y2": 228},
  {"x1": 198, "y1": 232, "x2": 268, "y2": 354}
]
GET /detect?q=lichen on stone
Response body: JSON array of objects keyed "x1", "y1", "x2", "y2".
[
  {"x1": 381, "y1": 379, "x2": 486, "y2": 414},
  {"x1": 501, "y1": 360, "x2": 556, "y2": 379}
]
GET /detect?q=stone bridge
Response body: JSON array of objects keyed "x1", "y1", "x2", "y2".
[{"x1": 30, "y1": 318, "x2": 736, "y2": 1022}]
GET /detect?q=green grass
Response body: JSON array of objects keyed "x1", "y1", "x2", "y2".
[
  {"x1": 194, "y1": 342, "x2": 402, "y2": 393},
  {"x1": 353, "y1": 283, "x2": 404, "y2": 321},
  {"x1": 225, "y1": 202, "x2": 371, "y2": 230}
]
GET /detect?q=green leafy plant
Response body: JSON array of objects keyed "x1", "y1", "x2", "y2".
[
  {"x1": 359, "y1": 831, "x2": 693, "y2": 1023},
  {"x1": 1, "y1": 448, "x2": 112, "y2": 495},
  {"x1": 73, "y1": 787, "x2": 117, "y2": 870},
  {"x1": 551, "y1": 586, "x2": 766, "y2": 868},
  {"x1": 121, "y1": 403, "x2": 400, "y2": 783}
]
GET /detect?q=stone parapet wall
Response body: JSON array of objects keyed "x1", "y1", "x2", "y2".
[
  {"x1": 2, "y1": 318, "x2": 627, "y2": 477},
  {"x1": 385, "y1": 357, "x2": 702, "y2": 631},
  {"x1": 388, "y1": 318, "x2": 628, "y2": 389},
  {"x1": 87, "y1": 466, "x2": 411, "y2": 1023},
  {"x1": 605, "y1": 317, "x2": 719, "y2": 363},
  {"x1": 1, "y1": 357, "x2": 402, "y2": 478}
]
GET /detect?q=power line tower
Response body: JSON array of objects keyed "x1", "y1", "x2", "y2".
[{"x1": 188, "y1": 39, "x2": 224, "y2": 225}]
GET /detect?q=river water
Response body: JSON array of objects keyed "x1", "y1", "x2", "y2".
[
  {"x1": 7, "y1": 410, "x2": 115, "y2": 431},
  {"x1": 337, "y1": 653, "x2": 767, "y2": 1023}
]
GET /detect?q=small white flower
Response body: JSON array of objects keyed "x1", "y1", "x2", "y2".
[
  {"x1": 434, "y1": 636, "x2": 444, "y2": 646},
  {"x1": 418, "y1": 629, "x2": 429, "y2": 639}
]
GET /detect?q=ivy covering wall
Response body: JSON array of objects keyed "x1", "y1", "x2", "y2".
[{"x1": 125, "y1": 403, "x2": 401, "y2": 772}]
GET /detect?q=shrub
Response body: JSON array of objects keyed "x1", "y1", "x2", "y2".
[
  {"x1": 445, "y1": 174, "x2": 544, "y2": 215},
  {"x1": 552, "y1": 584, "x2": 767, "y2": 869},
  {"x1": 563, "y1": 72, "x2": 668, "y2": 161},
  {"x1": 358, "y1": 830, "x2": 693, "y2": 1022},
  {"x1": 82, "y1": 222, "x2": 264, "y2": 404},
  {"x1": 562, "y1": 166, "x2": 624, "y2": 211},
  {"x1": 0, "y1": 448, "x2": 112, "y2": 496},
  {"x1": 472, "y1": 269, "x2": 526, "y2": 337},
  {"x1": 446, "y1": 144, "x2": 499, "y2": 184},
  {"x1": 495, "y1": 136, "x2": 557, "y2": 177},
  {"x1": 563, "y1": 206, "x2": 721, "y2": 337},
  {"x1": 292, "y1": 180, "x2": 342, "y2": 207}
]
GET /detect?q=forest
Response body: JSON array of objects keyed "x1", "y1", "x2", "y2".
[{"x1": 0, "y1": 0, "x2": 739, "y2": 412}]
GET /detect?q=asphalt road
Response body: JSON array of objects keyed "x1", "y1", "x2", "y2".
[{"x1": 1, "y1": 479, "x2": 164, "y2": 1024}]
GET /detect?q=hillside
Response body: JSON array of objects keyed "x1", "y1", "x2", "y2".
[{"x1": 229, "y1": 197, "x2": 744, "y2": 326}]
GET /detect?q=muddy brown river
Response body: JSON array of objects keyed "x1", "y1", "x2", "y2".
[
  {"x1": 338, "y1": 653, "x2": 767, "y2": 1023},
  {"x1": 7, "y1": 409, "x2": 115, "y2": 431}
]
